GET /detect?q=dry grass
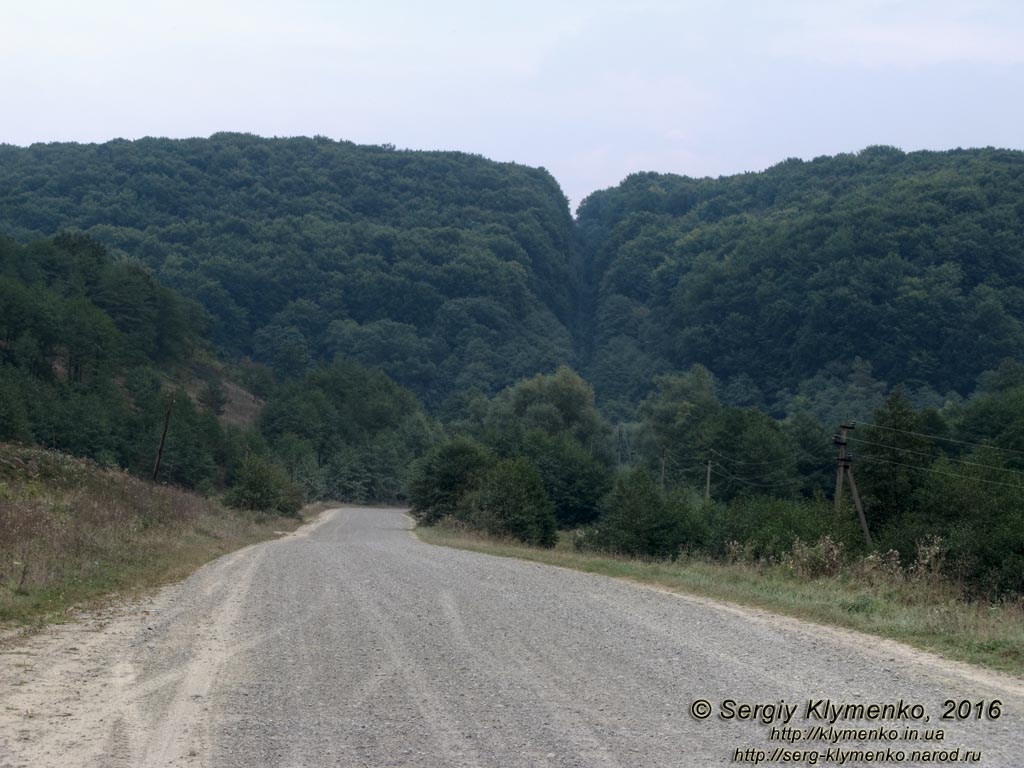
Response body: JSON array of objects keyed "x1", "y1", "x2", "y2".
[
  {"x1": 182, "y1": 362, "x2": 265, "y2": 428},
  {"x1": 0, "y1": 443, "x2": 306, "y2": 628},
  {"x1": 417, "y1": 523, "x2": 1024, "y2": 677},
  {"x1": 217, "y1": 379, "x2": 265, "y2": 428}
]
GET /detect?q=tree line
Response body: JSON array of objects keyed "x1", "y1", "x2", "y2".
[
  {"x1": 409, "y1": 364, "x2": 1024, "y2": 597},
  {"x1": 0, "y1": 234, "x2": 437, "y2": 516}
]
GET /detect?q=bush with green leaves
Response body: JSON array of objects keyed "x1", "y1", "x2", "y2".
[
  {"x1": 707, "y1": 495, "x2": 863, "y2": 561},
  {"x1": 224, "y1": 453, "x2": 304, "y2": 516},
  {"x1": 664, "y1": 486, "x2": 712, "y2": 551},
  {"x1": 581, "y1": 468, "x2": 685, "y2": 559},
  {"x1": 892, "y1": 452, "x2": 1024, "y2": 597},
  {"x1": 468, "y1": 458, "x2": 557, "y2": 547},
  {"x1": 406, "y1": 436, "x2": 494, "y2": 525},
  {"x1": 522, "y1": 430, "x2": 610, "y2": 527}
]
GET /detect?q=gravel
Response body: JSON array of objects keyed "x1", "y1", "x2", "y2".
[{"x1": 1, "y1": 506, "x2": 1021, "y2": 767}]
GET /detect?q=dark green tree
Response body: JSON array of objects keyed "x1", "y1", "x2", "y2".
[
  {"x1": 521, "y1": 430, "x2": 610, "y2": 527},
  {"x1": 469, "y1": 458, "x2": 557, "y2": 547},
  {"x1": 406, "y1": 436, "x2": 494, "y2": 525},
  {"x1": 224, "y1": 453, "x2": 304, "y2": 516},
  {"x1": 582, "y1": 468, "x2": 684, "y2": 558},
  {"x1": 857, "y1": 389, "x2": 933, "y2": 533}
]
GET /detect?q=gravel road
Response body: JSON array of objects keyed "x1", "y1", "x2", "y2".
[{"x1": 1, "y1": 506, "x2": 1022, "y2": 767}]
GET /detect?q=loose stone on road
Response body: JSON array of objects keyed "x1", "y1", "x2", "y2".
[{"x1": 1, "y1": 507, "x2": 1021, "y2": 767}]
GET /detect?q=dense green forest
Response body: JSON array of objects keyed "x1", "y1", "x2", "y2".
[
  {"x1": 3, "y1": 139, "x2": 1023, "y2": 420},
  {"x1": 0, "y1": 234, "x2": 436, "y2": 513},
  {"x1": 0, "y1": 134, "x2": 577, "y2": 412},
  {"x1": 0, "y1": 233, "x2": 216, "y2": 483},
  {"x1": 2, "y1": 137, "x2": 1023, "y2": 598},
  {"x1": 577, "y1": 146, "x2": 1024, "y2": 419}
]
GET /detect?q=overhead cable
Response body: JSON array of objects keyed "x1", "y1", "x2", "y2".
[
  {"x1": 855, "y1": 421, "x2": 1024, "y2": 457},
  {"x1": 846, "y1": 436, "x2": 1024, "y2": 477},
  {"x1": 855, "y1": 454, "x2": 1024, "y2": 490}
]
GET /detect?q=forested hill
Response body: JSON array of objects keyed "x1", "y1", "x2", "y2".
[
  {"x1": 3, "y1": 139, "x2": 1024, "y2": 419},
  {"x1": 0, "y1": 134, "x2": 577, "y2": 410},
  {"x1": 8, "y1": 140, "x2": 1024, "y2": 604},
  {"x1": 576, "y1": 146, "x2": 1024, "y2": 418}
]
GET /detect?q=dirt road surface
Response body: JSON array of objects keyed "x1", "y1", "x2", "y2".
[{"x1": 1, "y1": 507, "x2": 1021, "y2": 767}]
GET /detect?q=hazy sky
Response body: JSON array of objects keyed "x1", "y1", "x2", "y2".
[{"x1": 4, "y1": 0, "x2": 1023, "y2": 210}]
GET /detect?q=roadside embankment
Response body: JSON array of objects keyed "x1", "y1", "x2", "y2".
[{"x1": 0, "y1": 443, "x2": 318, "y2": 630}]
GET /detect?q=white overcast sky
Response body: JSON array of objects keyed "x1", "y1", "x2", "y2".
[{"x1": 3, "y1": 0, "x2": 1023, "y2": 210}]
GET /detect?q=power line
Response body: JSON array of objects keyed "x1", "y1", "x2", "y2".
[
  {"x1": 661, "y1": 452, "x2": 706, "y2": 474},
  {"x1": 712, "y1": 448, "x2": 798, "y2": 466},
  {"x1": 710, "y1": 463, "x2": 803, "y2": 488},
  {"x1": 672, "y1": 463, "x2": 708, "y2": 476},
  {"x1": 855, "y1": 454, "x2": 1024, "y2": 490},
  {"x1": 846, "y1": 437, "x2": 1024, "y2": 477},
  {"x1": 708, "y1": 447, "x2": 796, "y2": 466},
  {"x1": 662, "y1": 450, "x2": 767, "y2": 479},
  {"x1": 707, "y1": 445, "x2": 831, "y2": 467},
  {"x1": 856, "y1": 420, "x2": 1024, "y2": 457}
]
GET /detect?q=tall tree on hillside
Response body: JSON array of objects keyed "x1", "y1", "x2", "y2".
[
  {"x1": 856, "y1": 389, "x2": 934, "y2": 532},
  {"x1": 639, "y1": 365, "x2": 720, "y2": 487}
]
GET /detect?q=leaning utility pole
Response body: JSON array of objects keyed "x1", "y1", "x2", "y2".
[
  {"x1": 833, "y1": 422, "x2": 872, "y2": 547},
  {"x1": 152, "y1": 394, "x2": 175, "y2": 482},
  {"x1": 705, "y1": 458, "x2": 712, "y2": 499}
]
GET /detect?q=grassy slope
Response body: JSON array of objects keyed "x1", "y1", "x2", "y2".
[
  {"x1": 417, "y1": 524, "x2": 1024, "y2": 677},
  {"x1": 0, "y1": 443, "x2": 316, "y2": 628}
]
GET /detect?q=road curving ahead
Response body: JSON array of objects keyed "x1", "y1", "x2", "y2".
[{"x1": 1, "y1": 506, "x2": 1021, "y2": 767}]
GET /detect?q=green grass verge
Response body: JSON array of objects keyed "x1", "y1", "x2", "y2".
[{"x1": 416, "y1": 524, "x2": 1024, "y2": 678}]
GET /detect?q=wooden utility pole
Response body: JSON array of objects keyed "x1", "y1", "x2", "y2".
[
  {"x1": 833, "y1": 424, "x2": 849, "y2": 514},
  {"x1": 834, "y1": 422, "x2": 872, "y2": 547},
  {"x1": 705, "y1": 459, "x2": 712, "y2": 499},
  {"x1": 845, "y1": 469, "x2": 871, "y2": 548},
  {"x1": 152, "y1": 394, "x2": 174, "y2": 482}
]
